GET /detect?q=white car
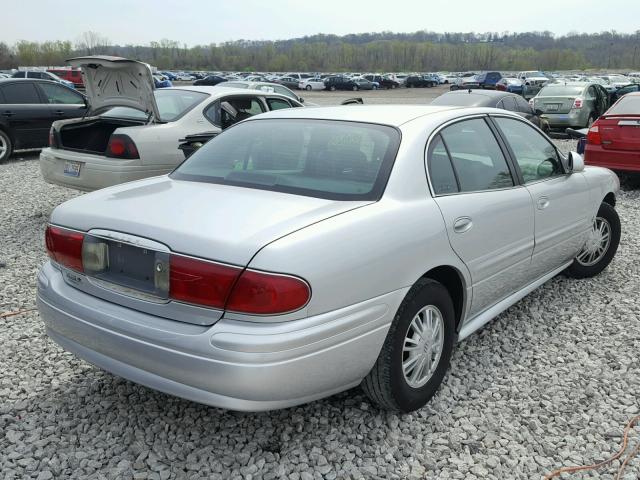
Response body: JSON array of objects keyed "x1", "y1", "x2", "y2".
[
  {"x1": 40, "y1": 56, "x2": 303, "y2": 191},
  {"x1": 175, "y1": 74, "x2": 195, "y2": 81},
  {"x1": 298, "y1": 77, "x2": 325, "y2": 91}
]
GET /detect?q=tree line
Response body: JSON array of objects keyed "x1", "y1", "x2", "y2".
[{"x1": 1, "y1": 30, "x2": 639, "y2": 72}]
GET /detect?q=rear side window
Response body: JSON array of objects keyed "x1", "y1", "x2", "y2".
[
  {"x1": 0, "y1": 83, "x2": 41, "y2": 104},
  {"x1": 608, "y1": 95, "x2": 640, "y2": 115},
  {"x1": 102, "y1": 89, "x2": 208, "y2": 122},
  {"x1": 427, "y1": 135, "x2": 459, "y2": 195},
  {"x1": 439, "y1": 118, "x2": 513, "y2": 192},
  {"x1": 267, "y1": 98, "x2": 292, "y2": 110},
  {"x1": 172, "y1": 119, "x2": 401, "y2": 201},
  {"x1": 39, "y1": 83, "x2": 84, "y2": 104}
]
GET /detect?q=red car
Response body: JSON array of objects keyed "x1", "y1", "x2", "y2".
[
  {"x1": 585, "y1": 92, "x2": 640, "y2": 172},
  {"x1": 47, "y1": 68, "x2": 84, "y2": 88}
]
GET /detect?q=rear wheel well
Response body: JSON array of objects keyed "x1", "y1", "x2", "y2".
[
  {"x1": 420, "y1": 266, "x2": 465, "y2": 330},
  {"x1": 603, "y1": 192, "x2": 616, "y2": 207}
]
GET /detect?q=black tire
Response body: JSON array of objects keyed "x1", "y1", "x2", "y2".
[
  {"x1": 391, "y1": 84, "x2": 397, "y2": 89},
  {"x1": 565, "y1": 202, "x2": 620, "y2": 279},
  {"x1": 362, "y1": 278, "x2": 456, "y2": 412},
  {"x1": 305, "y1": 85, "x2": 312, "y2": 91},
  {"x1": 372, "y1": 85, "x2": 378, "y2": 90},
  {"x1": 329, "y1": 85, "x2": 336, "y2": 92},
  {"x1": 0, "y1": 129, "x2": 12, "y2": 163},
  {"x1": 352, "y1": 85, "x2": 358, "y2": 91}
]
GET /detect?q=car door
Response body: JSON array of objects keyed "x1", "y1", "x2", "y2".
[
  {"x1": 492, "y1": 116, "x2": 591, "y2": 278},
  {"x1": 36, "y1": 82, "x2": 87, "y2": 121},
  {"x1": 0, "y1": 81, "x2": 51, "y2": 149},
  {"x1": 427, "y1": 117, "x2": 535, "y2": 317}
]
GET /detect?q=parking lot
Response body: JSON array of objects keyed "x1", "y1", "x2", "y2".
[{"x1": 1, "y1": 89, "x2": 639, "y2": 480}]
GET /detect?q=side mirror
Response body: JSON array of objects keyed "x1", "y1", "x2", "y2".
[
  {"x1": 568, "y1": 151, "x2": 585, "y2": 173},
  {"x1": 535, "y1": 108, "x2": 544, "y2": 116}
]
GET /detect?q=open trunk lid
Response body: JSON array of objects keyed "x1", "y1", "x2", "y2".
[
  {"x1": 599, "y1": 115, "x2": 640, "y2": 151},
  {"x1": 67, "y1": 55, "x2": 160, "y2": 120}
]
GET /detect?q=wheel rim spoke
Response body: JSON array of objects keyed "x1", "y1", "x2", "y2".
[
  {"x1": 575, "y1": 216, "x2": 611, "y2": 267},
  {"x1": 402, "y1": 305, "x2": 445, "y2": 388}
]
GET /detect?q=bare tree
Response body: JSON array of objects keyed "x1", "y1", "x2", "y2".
[{"x1": 76, "y1": 31, "x2": 110, "y2": 55}]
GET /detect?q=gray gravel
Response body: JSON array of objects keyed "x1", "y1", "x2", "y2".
[{"x1": 1, "y1": 146, "x2": 639, "y2": 480}]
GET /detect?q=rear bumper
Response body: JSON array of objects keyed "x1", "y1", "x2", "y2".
[
  {"x1": 40, "y1": 148, "x2": 173, "y2": 191},
  {"x1": 37, "y1": 261, "x2": 402, "y2": 411},
  {"x1": 585, "y1": 145, "x2": 640, "y2": 172},
  {"x1": 544, "y1": 111, "x2": 587, "y2": 128}
]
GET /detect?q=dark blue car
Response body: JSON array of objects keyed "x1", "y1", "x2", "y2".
[{"x1": 476, "y1": 71, "x2": 502, "y2": 89}]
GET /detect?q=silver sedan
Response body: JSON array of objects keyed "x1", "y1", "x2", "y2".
[{"x1": 37, "y1": 105, "x2": 621, "y2": 412}]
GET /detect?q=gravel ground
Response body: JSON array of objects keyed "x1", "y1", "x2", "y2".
[{"x1": 1, "y1": 140, "x2": 639, "y2": 479}]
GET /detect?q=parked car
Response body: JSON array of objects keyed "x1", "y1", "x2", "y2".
[
  {"x1": 0, "y1": 78, "x2": 87, "y2": 162},
  {"x1": 47, "y1": 68, "x2": 84, "y2": 88},
  {"x1": 363, "y1": 74, "x2": 399, "y2": 89},
  {"x1": 219, "y1": 81, "x2": 306, "y2": 104},
  {"x1": 324, "y1": 76, "x2": 359, "y2": 91},
  {"x1": 495, "y1": 77, "x2": 524, "y2": 95},
  {"x1": 275, "y1": 76, "x2": 300, "y2": 90},
  {"x1": 37, "y1": 104, "x2": 620, "y2": 413},
  {"x1": 406, "y1": 75, "x2": 437, "y2": 88},
  {"x1": 610, "y1": 83, "x2": 640, "y2": 103},
  {"x1": 431, "y1": 90, "x2": 549, "y2": 131},
  {"x1": 153, "y1": 75, "x2": 173, "y2": 88},
  {"x1": 39, "y1": 56, "x2": 303, "y2": 191},
  {"x1": 298, "y1": 77, "x2": 325, "y2": 91},
  {"x1": 193, "y1": 75, "x2": 227, "y2": 86},
  {"x1": 449, "y1": 76, "x2": 481, "y2": 91},
  {"x1": 476, "y1": 71, "x2": 503, "y2": 89},
  {"x1": 531, "y1": 82, "x2": 609, "y2": 130},
  {"x1": 584, "y1": 92, "x2": 640, "y2": 172},
  {"x1": 12, "y1": 70, "x2": 75, "y2": 89},
  {"x1": 518, "y1": 71, "x2": 549, "y2": 99},
  {"x1": 353, "y1": 78, "x2": 379, "y2": 90},
  {"x1": 175, "y1": 74, "x2": 195, "y2": 81}
]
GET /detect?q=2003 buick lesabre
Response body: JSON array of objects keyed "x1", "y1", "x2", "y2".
[{"x1": 37, "y1": 105, "x2": 620, "y2": 412}]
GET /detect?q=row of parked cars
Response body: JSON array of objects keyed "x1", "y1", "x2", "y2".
[{"x1": 28, "y1": 56, "x2": 627, "y2": 414}]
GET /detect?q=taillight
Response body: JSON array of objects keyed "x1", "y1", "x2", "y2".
[
  {"x1": 169, "y1": 255, "x2": 241, "y2": 309},
  {"x1": 226, "y1": 270, "x2": 311, "y2": 315},
  {"x1": 106, "y1": 134, "x2": 139, "y2": 159},
  {"x1": 48, "y1": 127, "x2": 58, "y2": 148},
  {"x1": 45, "y1": 226, "x2": 84, "y2": 272},
  {"x1": 587, "y1": 121, "x2": 602, "y2": 145},
  {"x1": 572, "y1": 97, "x2": 583, "y2": 109}
]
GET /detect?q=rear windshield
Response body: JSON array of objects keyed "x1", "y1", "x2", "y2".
[
  {"x1": 171, "y1": 119, "x2": 401, "y2": 200},
  {"x1": 538, "y1": 85, "x2": 585, "y2": 97},
  {"x1": 102, "y1": 89, "x2": 208, "y2": 122},
  {"x1": 608, "y1": 95, "x2": 640, "y2": 115}
]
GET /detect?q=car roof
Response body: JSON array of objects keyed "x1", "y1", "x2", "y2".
[
  {"x1": 167, "y1": 85, "x2": 299, "y2": 102},
  {"x1": 252, "y1": 104, "x2": 472, "y2": 126}
]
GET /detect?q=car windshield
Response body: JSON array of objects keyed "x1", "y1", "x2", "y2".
[
  {"x1": 221, "y1": 82, "x2": 249, "y2": 89},
  {"x1": 171, "y1": 119, "x2": 401, "y2": 201},
  {"x1": 525, "y1": 72, "x2": 546, "y2": 78},
  {"x1": 101, "y1": 89, "x2": 208, "y2": 122},
  {"x1": 538, "y1": 85, "x2": 585, "y2": 96},
  {"x1": 608, "y1": 95, "x2": 640, "y2": 115}
]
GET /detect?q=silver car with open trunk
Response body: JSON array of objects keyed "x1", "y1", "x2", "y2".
[{"x1": 37, "y1": 105, "x2": 620, "y2": 412}]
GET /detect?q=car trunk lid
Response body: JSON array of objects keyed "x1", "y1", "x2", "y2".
[
  {"x1": 534, "y1": 96, "x2": 575, "y2": 114},
  {"x1": 598, "y1": 115, "x2": 640, "y2": 151},
  {"x1": 67, "y1": 55, "x2": 160, "y2": 120}
]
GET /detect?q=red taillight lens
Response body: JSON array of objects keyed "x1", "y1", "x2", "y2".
[
  {"x1": 587, "y1": 122, "x2": 602, "y2": 145},
  {"x1": 169, "y1": 255, "x2": 242, "y2": 309},
  {"x1": 226, "y1": 270, "x2": 310, "y2": 315},
  {"x1": 106, "y1": 134, "x2": 139, "y2": 159},
  {"x1": 572, "y1": 98, "x2": 583, "y2": 109},
  {"x1": 45, "y1": 225, "x2": 84, "y2": 272}
]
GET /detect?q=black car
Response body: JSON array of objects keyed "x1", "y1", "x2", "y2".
[
  {"x1": 193, "y1": 75, "x2": 228, "y2": 86},
  {"x1": 0, "y1": 79, "x2": 88, "y2": 162},
  {"x1": 324, "y1": 76, "x2": 359, "y2": 91},
  {"x1": 430, "y1": 90, "x2": 549, "y2": 132},
  {"x1": 610, "y1": 83, "x2": 640, "y2": 103},
  {"x1": 405, "y1": 75, "x2": 437, "y2": 88},
  {"x1": 364, "y1": 74, "x2": 400, "y2": 89}
]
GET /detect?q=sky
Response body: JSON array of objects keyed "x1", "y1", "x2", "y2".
[{"x1": 3, "y1": 0, "x2": 640, "y2": 46}]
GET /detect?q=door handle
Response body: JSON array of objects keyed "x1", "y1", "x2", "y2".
[
  {"x1": 453, "y1": 216, "x2": 473, "y2": 234},
  {"x1": 2, "y1": 111, "x2": 15, "y2": 117},
  {"x1": 537, "y1": 196, "x2": 550, "y2": 210},
  {"x1": 53, "y1": 110, "x2": 65, "y2": 115}
]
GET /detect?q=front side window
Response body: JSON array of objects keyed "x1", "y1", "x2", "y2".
[
  {"x1": 39, "y1": 83, "x2": 84, "y2": 104},
  {"x1": 439, "y1": 118, "x2": 514, "y2": 192},
  {"x1": 171, "y1": 119, "x2": 401, "y2": 201},
  {"x1": 493, "y1": 117, "x2": 563, "y2": 183},
  {"x1": 267, "y1": 98, "x2": 292, "y2": 110}
]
